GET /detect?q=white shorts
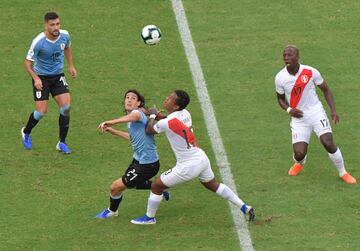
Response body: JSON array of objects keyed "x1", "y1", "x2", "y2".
[
  {"x1": 290, "y1": 109, "x2": 332, "y2": 144},
  {"x1": 160, "y1": 150, "x2": 215, "y2": 188}
]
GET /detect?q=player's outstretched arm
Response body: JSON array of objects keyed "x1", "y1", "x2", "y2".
[
  {"x1": 98, "y1": 123, "x2": 130, "y2": 140},
  {"x1": 100, "y1": 112, "x2": 142, "y2": 127},
  {"x1": 102, "y1": 127, "x2": 130, "y2": 140}
]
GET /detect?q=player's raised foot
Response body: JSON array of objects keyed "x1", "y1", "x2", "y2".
[
  {"x1": 241, "y1": 204, "x2": 255, "y2": 222},
  {"x1": 21, "y1": 127, "x2": 32, "y2": 150},
  {"x1": 95, "y1": 208, "x2": 118, "y2": 219},
  {"x1": 340, "y1": 173, "x2": 357, "y2": 184},
  {"x1": 163, "y1": 191, "x2": 171, "y2": 201},
  {"x1": 130, "y1": 215, "x2": 156, "y2": 225},
  {"x1": 288, "y1": 163, "x2": 303, "y2": 176},
  {"x1": 56, "y1": 141, "x2": 71, "y2": 154}
]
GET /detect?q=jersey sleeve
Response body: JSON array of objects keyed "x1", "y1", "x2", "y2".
[
  {"x1": 275, "y1": 73, "x2": 285, "y2": 94},
  {"x1": 131, "y1": 110, "x2": 147, "y2": 124},
  {"x1": 66, "y1": 33, "x2": 71, "y2": 48},
  {"x1": 26, "y1": 40, "x2": 38, "y2": 61},
  {"x1": 153, "y1": 118, "x2": 168, "y2": 134},
  {"x1": 60, "y1": 30, "x2": 71, "y2": 48},
  {"x1": 312, "y1": 67, "x2": 324, "y2": 85}
]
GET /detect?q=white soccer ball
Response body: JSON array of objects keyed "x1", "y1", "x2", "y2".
[{"x1": 141, "y1": 25, "x2": 162, "y2": 45}]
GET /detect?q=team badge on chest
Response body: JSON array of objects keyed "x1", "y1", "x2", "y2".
[
  {"x1": 301, "y1": 75, "x2": 309, "y2": 83},
  {"x1": 60, "y1": 43, "x2": 65, "y2": 50}
]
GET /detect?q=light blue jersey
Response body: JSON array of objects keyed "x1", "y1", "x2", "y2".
[
  {"x1": 128, "y1": 110, "x2": 159, "y2": 164},
  {"x1": 26, "y1": 29, "x2": 71, "y2": 76}
]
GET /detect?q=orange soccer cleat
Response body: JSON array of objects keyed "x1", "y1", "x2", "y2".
[
  {"x1": 288, "y1": 163, "x2": 303, "y2": 176},
  {"x1": 340, "y1": 173, "x2": 357, "y2": 184}
]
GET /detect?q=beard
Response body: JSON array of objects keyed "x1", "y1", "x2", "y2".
[{"x1": 52, "y1": 30, "x2": 60, "y2": 37}]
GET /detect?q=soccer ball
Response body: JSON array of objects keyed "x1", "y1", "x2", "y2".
[{"x1": 141, "y1": 25, "x2": 162, "y2": 45}]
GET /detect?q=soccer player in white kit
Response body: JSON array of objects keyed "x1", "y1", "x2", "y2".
[
  {"x1": 131, "y1": 90, "x2": 255, "y2": 224},
  {"x1": 275, "y1": 45, "x2": 356, "y2": 184}
]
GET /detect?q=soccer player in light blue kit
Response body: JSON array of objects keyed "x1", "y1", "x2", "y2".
[
  {"x1": 95, "y1": 90, "x2": 169, "y2": 219},
  {"x1": 21, "y1": 12, "x2": 77, "y2": 153}
]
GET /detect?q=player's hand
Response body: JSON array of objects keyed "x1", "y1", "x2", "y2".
[
  {"x1": 98, "y1": 122, "x2": 109, "y2": 133},
  {"x1": 331, "y1": 112, "x2": 340, "y2": 124},
  {"x1": 34, "y1": 77, "x2": 43, "y2": 90},
  {"x1": 149, "y1": 107, "x2": 159, "y2": 115},
  {"x1": 289, "y1": 108, "x2": 303, "y2": 118},
  {"x1": 69, "y1": 66, "x2": 77, "y2": 78}
]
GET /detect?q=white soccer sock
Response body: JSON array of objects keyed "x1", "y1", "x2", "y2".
[
  {"x1": 328, "y1": 148, "x2": 347, "y2": 177},
  {"x1": 146, "y1": 192, "x2": 163, "y2": 218},
  {"x1": 216, "y1": 183, "x2": 244, "y2": 207}
]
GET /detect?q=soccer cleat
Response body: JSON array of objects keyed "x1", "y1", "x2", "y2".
[
  {"x1": 163, "y1": 191, "x2": 170, "y2": 201},
  {"x1": 288, "y1": 163, "x2": 303, "y2": 176},
  {"x1": 241, "y1": 204, "x2": 255, "y2": 222},
  {"x1": 56, "y1": 141, "x2": 71, "y2": 154},
  {"x1": 130, "y1": 215, "x2": 156, "y2": 225},
  {"x1": 340, "y1": 173, "x2": 357, "y2": 184},
  {"x1": 21, "y1": 127, "x2": 32, "y2": 150},
  {"x1": 95, "y1": 208, "x2": 118, "y2": 219}
]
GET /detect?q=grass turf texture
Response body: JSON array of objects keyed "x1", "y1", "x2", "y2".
[{"x1": 0, "y1": 0, "x2": 359, "y2": 250}]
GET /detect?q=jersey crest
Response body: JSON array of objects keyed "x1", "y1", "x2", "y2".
[{"x1": 290, "y1": 69, "x2": 312, "y2": 108}]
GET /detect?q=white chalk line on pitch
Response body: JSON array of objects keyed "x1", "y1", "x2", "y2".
[{"x1": 171, "y1": 1, "x2": 255, "y2": 251}]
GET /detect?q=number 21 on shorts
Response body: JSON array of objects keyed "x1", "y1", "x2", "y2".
[{"x1": 126, "y1": 169, "x2": 138, "y2": 181}]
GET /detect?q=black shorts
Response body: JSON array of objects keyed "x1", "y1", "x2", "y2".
[
  {"x1": 32, "y1": 73, "x2": 69, "y2": 101},
  {"x1": 122, "y1": 159, "x2": 160, "y2": 188}
]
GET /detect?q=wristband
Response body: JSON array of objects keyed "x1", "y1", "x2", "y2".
[
  {"x1": 286, "y1": 107, "x2": 292, "y2": 114},
  {"x1": 149, "y1": 114, "x2": 156, "y2": 119}
]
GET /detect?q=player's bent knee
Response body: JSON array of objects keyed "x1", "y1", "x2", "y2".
[
  {"x1": 151, "y1": 178, "x2": 166, "y2": 193},
  {"x1": 59, "y1": 104, "x2": 71, "y2": 116},
  {"x1": 201, "y1": 178, "x2": 218, "y2": 192},
  {"x1": 110, "y1": 180, "x2": 126, "y2": 194}
]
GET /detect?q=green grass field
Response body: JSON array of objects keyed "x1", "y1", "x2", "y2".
[{"x1": 1, "y1": 1, "x2": 359, "y2": 250}]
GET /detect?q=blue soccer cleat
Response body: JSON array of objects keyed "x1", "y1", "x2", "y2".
[
  {"x1": 241, "y1": 204, "x2": 255, "y2": 222},
  {"x1": 56, "y1": 141, "x2": 71, "y2": 154},
  {"x1": 130, "y1": 215, "x2": 156, "y2": 225},
  {"x1": 95, "y1": 208, "x2": 118, "y2": 219},
  {"x1": 21, "y1": 127, "x2": 32, "y2": 150},
  {"x1": 163, "y1": 191, "x2": 171, "y2": 201}
]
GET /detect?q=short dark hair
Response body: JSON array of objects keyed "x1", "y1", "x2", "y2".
[
  {"x1": 44, "y1": 12, "x2": 59, "y2": 22},
  {"x1": 174, "y1": 90, "x2": 190, "y2": 110},
  {"x1": 285, "y1": 45, "x2": 299, "y2": 56},
  {"x1": 124, "y1": 89, "x2": 145, "y2": 108}
]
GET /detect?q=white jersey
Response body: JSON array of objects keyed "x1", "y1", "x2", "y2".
[
  {"x1": 154, "y1": 109, "x2": 203, "y2": 163},
  {"x1": 275, "y1": 64, "x2": 325, "y2": 117}
]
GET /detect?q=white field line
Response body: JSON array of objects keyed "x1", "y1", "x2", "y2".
[{"x1": 171, "y1": 1, "x2": 254, "y2": 250}]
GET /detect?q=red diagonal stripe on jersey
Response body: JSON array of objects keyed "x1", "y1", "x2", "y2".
[
  {"x1": 290, "y1": 69, "x2": 312, "y2": 108},
  {"x1": 168, "y1": 118, "x2": 196, "y2": 146}
]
